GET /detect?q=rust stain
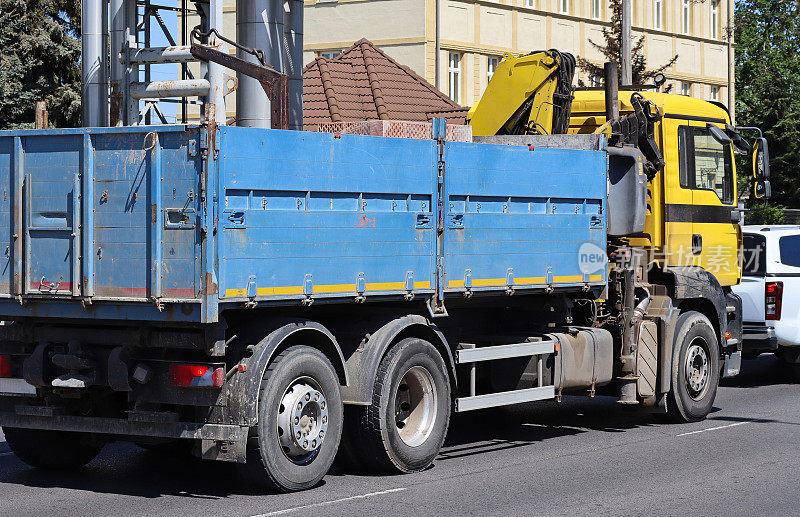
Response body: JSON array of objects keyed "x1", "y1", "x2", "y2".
[{"x1": 204, "y1": 272, "x2": 218, "y2": 295}]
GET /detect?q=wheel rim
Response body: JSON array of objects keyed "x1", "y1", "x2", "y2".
[
  {"x1": 392, "y1": 365, "x2": 438, "y2": 447},
  {"x1": 276, "y1": 377, "x2": 329, "y2": 465},
  {"x1": 684, "y1": 338, "x2": 710, "y2": 399}
]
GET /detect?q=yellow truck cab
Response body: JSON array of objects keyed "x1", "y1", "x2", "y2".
[{"x1": 569, "y1": 90, "x2": 741, "y2": 288}]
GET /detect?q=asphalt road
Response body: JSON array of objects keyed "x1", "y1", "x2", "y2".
[{"x1": 1, "y1": 353, "x2": 799, "y2": 517}]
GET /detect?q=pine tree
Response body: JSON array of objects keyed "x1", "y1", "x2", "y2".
[
  {"x1": 0, "y1": 0, "x2": 82, "y2": 129},
  {"x1": 577, "y1": 0, "x2": 677, "y2": 90}
]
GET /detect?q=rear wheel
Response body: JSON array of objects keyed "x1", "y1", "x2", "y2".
[
  {"x1": 665, "y1": 311, "x2": 720, "y2": 423},
  {"x1": 239, "y1": 345, "x2": 343, "y2": 492},
  {"x1": 348, "y1": 337, "x2": 451, "y2": 473},
  {"x1": 3, "y1": 427, "x2": 103, "y2": 469}
]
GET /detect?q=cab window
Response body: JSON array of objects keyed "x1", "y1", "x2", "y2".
[
  {"x1": 779, "y1": 235, "x2": 800, "y2": 268},
  {"x1": 678, "y1": 125, "x2": 734, "y2": 204},
  {"x1": 742, "y1": 233, "x2": 766, "y2": 275}
]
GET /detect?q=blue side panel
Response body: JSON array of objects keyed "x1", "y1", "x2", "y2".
[
  {"x1": 0, "y1": 139, "x2": 12, "y2": 294},
  {"x1": 442, "y1": 141, "x2": 607, "y2": 293},
  {"x1": 218, "y1": 128, "x2": 436, "y2": 301},
  {"x1": 0, "y1": 126, "x2": 202, "y2": 322},
  {"x1": 23, "y1": 135, "x2": 82, "y2": 296}
]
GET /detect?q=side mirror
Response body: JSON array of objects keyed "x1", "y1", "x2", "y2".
[
  {"x1": 725, "y1": 125, "x2": 751, "y2": 155},
  {"x1": 752, "y1": 137, "x2": 770, "y2": 180},
  {"x1": 754, "y1": 179, "x2": 771, "y2": 200},
  {"x1": 707, "y1": 123, "x2": 732, "y2": 145}
]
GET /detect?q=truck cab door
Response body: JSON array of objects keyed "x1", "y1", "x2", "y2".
[{"x1": 677, "y1": 122, "x2": 739, "y2": 286}]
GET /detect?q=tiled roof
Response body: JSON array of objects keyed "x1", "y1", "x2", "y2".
[{"x1": 303, "y1": 38, "x2": 468, "y2": 130}]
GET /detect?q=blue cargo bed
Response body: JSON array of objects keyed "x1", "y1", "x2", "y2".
[{"x1": 0, "y1": 123, "x2": 607, "y2": 323}]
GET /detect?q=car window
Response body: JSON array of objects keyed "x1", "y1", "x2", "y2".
[
  {"x1": 779, "y1": 235, "x2": 800, "y2": 267},
  {"x1": 742, "y1": 233, "x2": 766, "y2": 275},
  {"x1": 678, "y1": 125, "x2": 734, "y2": 204}
]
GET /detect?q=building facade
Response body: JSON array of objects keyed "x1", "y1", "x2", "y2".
[{"x1": 304, "y1": 0, "x2": 734, "y2": 113}]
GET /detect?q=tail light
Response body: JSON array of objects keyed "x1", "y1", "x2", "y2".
[
  {"x1": 0, "y1": 355, "x2": 11, "y2": 378},
  {"x1": 169, "y1": 364, "x2": 224, "y2": 388},
  {"x1": 766, "y1": 281, "x2": 783, "y2": 320}
]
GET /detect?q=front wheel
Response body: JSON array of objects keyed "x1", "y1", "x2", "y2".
[
  {"x1": 3, "y1": 427, "x2": 104, "y2": 469},
  {"x1": 239, "y1": 345, "x2": 343, "y2": 492},
  {"x1": 665, "y1": 311, "x2": 720, "y2": 423},
  {"x1": 347, "y1": 337, "x2": 451, "y2": 473}
]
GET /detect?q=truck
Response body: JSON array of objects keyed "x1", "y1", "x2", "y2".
[
  {"x1": 733, "y1": 225, "x2": 800, "y2": 373},
  {"x1": 0, "y1": 50, "x2": 767, "y2": 492}
]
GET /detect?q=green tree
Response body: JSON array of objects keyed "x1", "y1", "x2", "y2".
[
  {"x1": 577, "y1": 0, "x2": 677, "y2": 89},
  {"x1": 735, "y1": 0, "x2": 800, "y2": 209},
  {"x1": 0, "y1": 0, "x2": 82, "y2": 129}
]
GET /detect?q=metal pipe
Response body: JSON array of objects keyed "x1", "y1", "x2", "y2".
[
  {"x1": 82, "y1": 0, "x2": 108, "y2": 127},
  {"x1": 130, "y1": 79, "x2": 211, "y2": 99},
  {"x1": 604, "y1": 61, "x2": 619, "y2": 122},
  {"x1": 110, "y1": 0, "x2": 125, "y2": 125},
  {"x1": 435, "y1": 0, "x2": 440, "y2": 90},
  {"x1": 127, "y1": 45, "x2": 198, "y2": 65},
  {"x1": 727, "y1": 0, "x2": 734, "y2": 124},
  {"x1": 206, "y1": 0, "x2": 227, "y2": 125},
  {"x1": 283, "y1": 0, "x2": 304, "y2": 130},
  {"x1": 620, "y1": 0, "x2": 632, "y2": 86},
  {"x1": 124, "y1": 0, "x2": 139, "y2": 125},
  {"x1": 237, "y1": 0, "x2": 283, "y2": 128}
]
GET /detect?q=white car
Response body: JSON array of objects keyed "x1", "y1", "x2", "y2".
[{"x1": 733, "y1": 225, "x2": 800, "y2": 371}]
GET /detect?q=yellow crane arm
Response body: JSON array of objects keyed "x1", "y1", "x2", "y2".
[{"x1": 467, "y1": 50, "x2": 575, "y2": 136}]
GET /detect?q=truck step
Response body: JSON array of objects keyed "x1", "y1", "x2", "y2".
[
  {"x1": 456, "y1": 386, "x2": 555, "y2": 412},
  {"x1": 455, "y1": 339, "x2": 555, "y2": 363},
  {"x1": 455, "y1": 339, "x2": 556, "y2": 412}
]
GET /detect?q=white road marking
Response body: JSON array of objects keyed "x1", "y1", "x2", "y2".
[
  {"x1": 676, "y1": 420, "x2": 753, "y2": 437},
  {"x1": 251, "y1": 487, "x2": 408, "y2": 517}
]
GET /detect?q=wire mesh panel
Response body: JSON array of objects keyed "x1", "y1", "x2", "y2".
[{"x1": 317, "y1": 120, "x2": 472, "y2": 142}]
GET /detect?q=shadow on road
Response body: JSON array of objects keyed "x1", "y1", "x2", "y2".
[
  {"x1": 722, "y1": 353, "x2": 799, "y2": 389},
  {"x1": 0, "y1": 443, "x2": 275, "y2": 499},
  {"x1": 437, "y1": 395, "x2": 656, "y2": 461}
]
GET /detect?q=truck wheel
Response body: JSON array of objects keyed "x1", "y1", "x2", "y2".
[
  {"x1": 2, "y1": 427, "x2": 103, "y2": 469},
  {"x1": 666, "y1": 311, "x2": 720, "y2": 423},
  {"x1": 239, "y1": 345, "x2": 343, "y2": 492},
  {"x1": 352, "y1": 337, "x2": 451, "y2": 473}
]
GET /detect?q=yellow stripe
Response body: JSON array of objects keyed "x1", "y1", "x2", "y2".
[
  {"x1": 448, "y1": 275, "x2": 603, "y2": 290},
  {"x1": 224, "y1": 280, "x2": 433, "y2": 298},
  {"x1": 553, "y1": 275, "x2": 584, "y2": 283}
]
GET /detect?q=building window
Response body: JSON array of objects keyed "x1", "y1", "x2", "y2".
[
  {"x1": 653, "y1": 0, "x2": 662, "y2": 30},
  {"x1": 559, "y1": 0, "x2": 569, "y2": 14},
  {"x1": 319, "y1": 51, "x2": 341, "y2": 60},
  {"x1": 682, "y1": 0, "x2": 690, "y2": 34},
  {"x1": 591, "y1": 0, "x2": 601, "y2": 19},
  {"x1": 449, "y1": 52, "x2": 461, "y2": 104},
  {"x1": 711, "y1": 0, "x2": 719, "y2": 39},
  {"x1": 681, "y1": 82, "x2": 692, "y2": 96},
  {"x1": 710, "y1": 86, "x2": 719, "y2": 101},
  {"x1": 525, "y1": 0, "x2": 536, "y2": 7},
  {"x1": 487, "y1": 56, "x2": 499, "y2": 84},
  {"x1": 589, "y1": 72, "x2": 602, "y2": 87}
]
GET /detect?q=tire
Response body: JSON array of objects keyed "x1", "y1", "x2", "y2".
[
  {"x1": 239, "y1": 345, "x2": 343, "y2": 492},
  {"x1": 348, "y1": 337, "x2": 451, "y2": 473},
  {"x1": 2, "y1": 427, "x2": 103, "y2": 469},
  {"x1": 665, "y1": 311, "x2": 720, "y2": 423}
]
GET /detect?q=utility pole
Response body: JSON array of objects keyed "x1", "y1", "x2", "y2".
[{"x1": 621, "y1": 0, "x2": 632, "y2": 86}]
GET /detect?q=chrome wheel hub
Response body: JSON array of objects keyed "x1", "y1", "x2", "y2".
[
  {"x1": 685, "y1": 339, "x2": 710, "y2": 399},
  {"x1": 393, "y1": 366, "x2": 438, "y2": 447},
  {"x1": 277, "y1": 380, "x2": 328, "y2": 463}
]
